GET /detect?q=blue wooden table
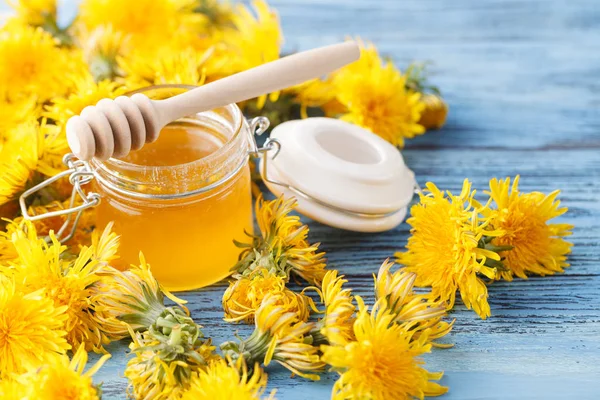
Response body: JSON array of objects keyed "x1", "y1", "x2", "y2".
[{"x1": 3, "y1": 0, "x2": 599, "y2": 398}]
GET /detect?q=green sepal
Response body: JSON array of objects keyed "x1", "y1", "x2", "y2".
[
  {"x1": 484, "y1": 257, "x2": 509, "y2": 272},
  {"x1": 405, "y1": 62, "x2": 441, "y2": 95},
  {"x1": 117, "y1": 282, "x2": 168, "y2": 332},
  {"x1": 485, "y1": 244, "x2": 514, "y2": 253}
]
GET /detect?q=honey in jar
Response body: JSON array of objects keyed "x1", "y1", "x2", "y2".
[{"x1": 90, "y1": 85, "x2": 254, "y2": 291}]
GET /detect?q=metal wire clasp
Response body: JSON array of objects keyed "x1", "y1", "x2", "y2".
[
  {"x1": 19, "y1": 153, "x2": 100, "y2": 242},
  {"x1": 246, "y1": 115, "x2": 284, "y2": 180},
  {"x1": 247, "y1": 116, "x2": 281, "y2": 157}
]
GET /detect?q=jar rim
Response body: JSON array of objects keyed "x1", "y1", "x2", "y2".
[
  {"x1": 90, "y1": 84, "x2": 249, "y2": 199},
  {"x1": 97, "y1": 84, "x2": 244, "y2": 173}
]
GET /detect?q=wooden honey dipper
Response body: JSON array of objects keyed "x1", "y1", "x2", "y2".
[{"x1": 66, "y1": 41, "x2": 360, "y2": 161}]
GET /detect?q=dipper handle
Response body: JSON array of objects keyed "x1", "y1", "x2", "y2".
[
  {"x1": 66, "y1": 41, "x2": 360, "y2": 161},
  {"x1": 156, "y1": 41, "x2": 360, "y2": 126}
]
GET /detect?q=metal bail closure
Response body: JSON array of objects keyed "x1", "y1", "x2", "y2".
[
  {"x1": 257, "y1": 117, "x2": 418, "y2": 233},
  {"x1": 247, "y1": 116, "x2": 272, "y2": 157},
  {"x1": 19, "y1": 153, "x2": 100, "y2": 243}
]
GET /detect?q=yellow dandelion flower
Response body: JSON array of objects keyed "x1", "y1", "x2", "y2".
[
  {"x1": 483, "y1": 176, "x2": 573, "y2": 280},
  {"x1": 327, "y1": 42, "x2": 425, "y2": 147},
  {"x1": 284, "y1": 40, "x2": 384, "y2": 120},
  {"x1": 223, "y1": 268, "x2": 314, "y2": 323},
  {"x1": 74, "y1": 24, "x2": 130, "y2": 81},
  {"x1": 404, "y1": 62, "x2": 449, "y2": 130},
  {"x1": 182, "y1": 358, "x2": 274, "y2": 400},
  {"x1": 0, "y1": 277, "x2": 69, "y2": 377},
  {"x1": 221, "y1": 293, "x2": 325, "y2": 381},
  {"x1": 221, "y1": 0, "x2": 282, "y2": 108},
  {"x1": 90, "y1": 221, "x2": 120, "y2": 264},
  {"x1": 15, "y1": 344, "x2": 110, "y2": 400},
  {"x1": 125, "y1": 312, "x2": 218, "y2": 400},
  {"x1": 7, "y1": 0, "x2": 57, "y2": 27},
  {"x1": 418, "y1": 93, "x2": 449, "y2": 130},
  {"x1": 0, "y1": 220, "x2": 39, "y2": 264},
  {"x1": 0, "y1": 235, "x2": 16, "y2": 264},
  {"x1": 118, "y1": 45, "x2": 211, "y2": 89},
  {"x1": 224, "y1": 0, "x2": 281, "y2": 72},
  {"x1": 0, "y1": 95, "x2": 39, "y2": 131},
  {"x1": 287, "y1": 78, "x2": 336, "y2": 119},
  {"x1": 396, "y1": 180, "x2": 503, "y2": 319},
  {"x1": 1, "y1": 118, "x2": 69, "y2": 185},
  {"x1": 0, "y1": 377, "x2": 30, "y2": 399},
  {"x1": 236, "y1": 196, "x2": 327, "y2": 285},
  {"x1": 321, "y1": 297, "x2": 447, "y2": 400},
  {"x1": 36, "y1": 120, "x2": 71, "y2": 178},
  {"x1": 44, "y1": 70, "x2": 126, "y2": 127},
  {"x1": 0, "y1": 24, "x2": 77, "y2": 102},
  {"x1": 0, "y1": 105, "x2": 74, "y2": 208},
  {"x1": 7, "y1": 199, "x2": 95, "y2": 250},
  {"x1": 0, "y1": 229, "x2": 18, "y2": 263},
  {"x1": 8, "y1": 222, "x2": 109, "y2": 352},
  {"x1": 335, "y1": 40, "x2": 383, "y2": 75},
  {"x1": 0, "y1": 119, "x2": 40, "y2": 206},
  {"x1": 78, "y1": 0, "x2": 201, "y2": 54},
  {"x1": 375, "y1": 259, "x2": 454, "y2": 347},
  {"x1": 92, "y1": 252, "x2": 186, "y2": 340},
  {"x1": 309, "y1": 270, "x2": 356, "y2": 347}
]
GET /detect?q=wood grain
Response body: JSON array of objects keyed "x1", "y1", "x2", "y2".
[{"x1": 2, "y1": 0, "x2": 597, "y2": 398}]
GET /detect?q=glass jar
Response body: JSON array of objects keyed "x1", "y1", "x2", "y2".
[{"x1": 89, "y1": 85, "x2": 256, "y2": 291}]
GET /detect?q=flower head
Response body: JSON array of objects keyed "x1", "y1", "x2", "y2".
[
  {"x1": 375, "y1": 260, "x2": 453, "y2": 347},
  {"x1": 0, "y1": 378, "x2": 29, "y2": 399},
  {"x1": 118, "y1": 45, "x2": 211, "y2": 89},
  {"x1": 288, "y1": 78, "x2": 336, "y2": 119},
  {"x1": 0, "y1": 24, "x2": 78, "y2": 102},
  {"x1": 418, "y1": 93, "x2": 448, "y2": 130},
  {"x1": 92, "y1": 252, "x2": 186, "y2": 341},
  {"x1": 0, "y1": 95, "x2": 39, "y2": 131},
  {"x1": 182, "y1": 358, "x2": 274, "y2": 400},
  {"x1": 223, "y1": 268, "x2": 314, "y2": 324},
  {"x1": 0, "y1": 118, "x2": 40, "y2": 206},
  {"x1": 322, "y1": 42, "x2": 425, "y2": 147},
  {"x1": 221, "y1": 0, "x2": 282, "y2": 107},
  {"x1": 309, "y1": 270, "x2": 356, "y2": 347},
  {"x1": 0, "y1": 113, "x2": 76, "y2": 208},
  {"x1": 404, "y1": 62, "x2": 448, "y2": 130},
  {"x1": 14, "y1": 344, "x2": 110, "y2": 400},
  {"x1": 37, "y1": 121, "x2": 72, "y2": 177},
  {"x1": 221, "y1": 293, "x2": 325, "y2": 380},
  {"x1": 396, "y1": 180, "x2": 503, "y2": 319},
  {"x1": 75, "y1": 24, "x2": 130, "y2": 81},
  {"x1": 483, "y1": 176, "x2": 573, "y2": 280},
  {"x1": 78, "y1": 0, "x2": 201, "y2": 54},
  {"x1": 44, "y1": 70, "x2": 126, "y2": 127},
  {"x1": 7, "y1": 0, "x2": 57, "y2": 27},
  {"x1": 125, "y1": 309, "x2": 218, "y2": 400},
  {"x1": 0, "y1": 277, "x2": 69, "y2": 377},
  {"x1": 7, "y1": 221, "x2": 109, "y2": 352},
  {"x1": 321, "y1": 297, "x2": 447, "y2": 400},
  {"x1": 90, "y1": 221, "x2": 120, "y2": 264},
  {"x1": 235, "y1": 196, "x2": 327, "y2": 285}
]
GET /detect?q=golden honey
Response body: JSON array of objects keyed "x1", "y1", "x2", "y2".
[{"x1": 91, "y1": 85, "x2": 253, "y2": 291}]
